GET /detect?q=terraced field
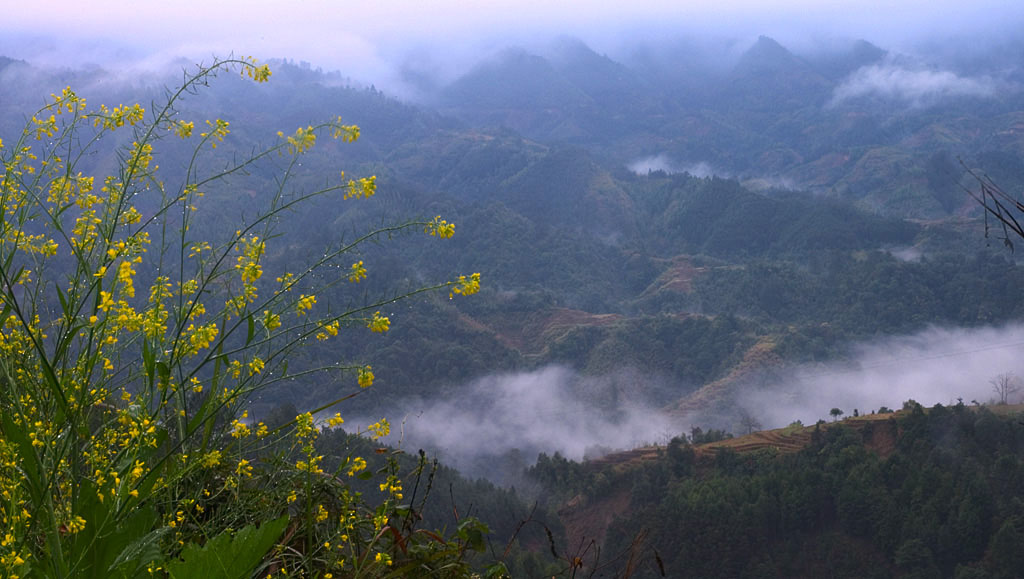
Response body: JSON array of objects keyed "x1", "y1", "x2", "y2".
[
  {"x1": 588, "y1": 404, "x2": 1024, "y2": 472},
  {"x1": 585, "y1": 409, "x2": 914, "y2": 472}
]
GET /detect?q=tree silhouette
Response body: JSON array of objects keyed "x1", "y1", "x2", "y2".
[
  {"x1": 990, "y1": 372, "x2": 1022, "y2": 405},
  {"x1": 738, "y1": 409, "x2": 763, "y2": 434}
]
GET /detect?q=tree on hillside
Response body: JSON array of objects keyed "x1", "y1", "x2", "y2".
[
  {"x1": 990, "y1": 372, "x2": 1022, "y2": 404},
  {"x1": 830, "y1": 407, "x2": 844, "y2": 421},
  {"x1": 738, "y1": 409, "x2": 763, "y2": 434}
]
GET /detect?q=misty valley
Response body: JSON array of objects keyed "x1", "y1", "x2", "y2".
[{"x1": 3, "y1": 30, "x2": 1024, "y2": 579}]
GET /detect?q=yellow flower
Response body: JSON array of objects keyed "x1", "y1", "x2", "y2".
[
  {"x1": 348, "y1": 260, "x2": 367, "y2": 283},
  {"x1": 449, "y1": 272, "x2": 481, "y2": 299},
  {"x1": 243, "y1": 59, "x2": 272, "y2": 83},
  {"x1": 295, "y1": 412, "x2": 315, "y2": 439},
  {"x1": 366, "y1": 419, "x2": 390, "y2": 440},
  {"x1": 230, "y1": 418, "x2": 251, "y2": 439},
  {"x1": 346, "y1": 457, "x2": 367, "y2": 476},
  {"x1": 367, "y1": 311, "x2": 389, "y2": 333},
  {"x1": 343, "y1": 176, "x2": 376, "y2": 200},
  {"x1": 200, "y1": 119, "x2": 230, "y2": 148},
  {"x1": 262, "y1": 310, "x2": 282, "y2": 331},
  {"x1": 65, "y1": 516, "x2": 87, "y2": 534},
  {"x1": 173, "y1": 120, "x2": 194, "y2": 138},
  {"x1": 295, "y1": 455, "x2": 324, "y2": 474},
  {"x1": 280, "y1": 125, "x2": 316, "y2": 154},
  {"x1": 188, "y1": 241, "x2": 210, "y2": 258},
  {"x1": 248, "y1": 357, "x2": 265, "y2": 375},
  {"x1": 201, "y1": 450, "x2": 222, "y2": 468},
  {"x1": 117, "y1": 260, "x2": 136, "y2": 298},
  {"x1": 296, "y1": 294, "x2": 316, "y2": 316},
  {"x1": 187, "y1": 322, "x2": 219, "y2": 354},
  {"x1": 317, "y1": 320, "x2": 340, "y2": 341},
  {"x1": 331, "y1": 118, "x2": 359, "y2": 141},
  {"x1": 358, "y1": 366, "x2": 374, "y2": 388},
  {"x1": 425, "y1": 215, "x2": 455, "y2": 238}
]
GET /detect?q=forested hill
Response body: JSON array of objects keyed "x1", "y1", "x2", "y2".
[{"x1": 530, "y1": 402, "x2": 1024, "y2": 578}]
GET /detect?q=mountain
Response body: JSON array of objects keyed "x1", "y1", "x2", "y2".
[
  {"x1": 429, "y1": 35, "x2": 1024, "y2": 219},
  {"x1": 723, "y1": 35, "x2": 834, "y2": 112},
  {"x1": 438, "y1": 48, "x2": 595, "y2": 140},
  {"x1": 804, "y1": 38, "x2": 888, "y2": 81}
]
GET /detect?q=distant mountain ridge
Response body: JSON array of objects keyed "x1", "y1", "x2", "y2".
[{"x1": 430, "y1": 34, "x2": 1024, "y2": 218}]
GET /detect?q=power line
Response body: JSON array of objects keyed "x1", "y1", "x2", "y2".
[{"x1": 794, "y1": 336, "x2": 1024, "y2": 380}]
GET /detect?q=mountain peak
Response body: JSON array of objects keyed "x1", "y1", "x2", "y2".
[{"x1": 734, "y1": 35, "x2": 801, "y2": 74}]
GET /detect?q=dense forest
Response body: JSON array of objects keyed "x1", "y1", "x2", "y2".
[{"x1": 531, "y1": 403, "x2": 1024, "y2": 578}]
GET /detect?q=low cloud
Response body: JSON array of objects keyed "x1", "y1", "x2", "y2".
[
  {"x1": 628, "y1": 155, "x2": 719, "y2": 177},
  {"x1": 830, "y1": 61, "x2": 1003, "y2": 106},
  {"x1": 888, "y1": 245, "x2": 924, "y2": 262},
  {"x1": 359, "y1": 324, "x2": 1024, "y2": 484},
  {"x1": 742, "y1": 324, "x2": 1024, "y2": 428},
  {"x1": 389, "y1": 366, "x2": 678, "y2": 475}
]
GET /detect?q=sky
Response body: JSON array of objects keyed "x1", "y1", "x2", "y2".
[{"x1": 4, "y1": 0, "x2": 1024, "y2": 90}]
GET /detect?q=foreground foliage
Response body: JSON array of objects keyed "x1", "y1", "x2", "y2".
[{"x1": 0, "y1": 58, "x2": 489, "y2": 578}]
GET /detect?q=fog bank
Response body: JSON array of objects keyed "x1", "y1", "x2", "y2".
[
  {"x1": 387, "y1": 366, "x2": 678, "y2": 473},
  {"x1": 376, "y1": 323, "x2": 1024, "y2": 483},
  {"x1": 743, "y1": 323, "x2": 1024, "y2": 428}
]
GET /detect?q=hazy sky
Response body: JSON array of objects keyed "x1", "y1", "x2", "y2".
[{"x1": 4, "y1": 0, "x2": 1024, "y2": 82}]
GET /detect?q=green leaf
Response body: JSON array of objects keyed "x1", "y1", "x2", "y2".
[
  {"x1": 142, "y1": 339, "x2": 155, "y2": 388},
  {"x1": 155, "y1": 361, "x2": 170, "y2": 388},
  {"x1": 0, "y1": 411, "x2": 43, "y2": 504},
  {"x1": 165, "y1": 515, "x2": 288, "y2": 579},
  {"x1": 246, "y1": 313, "x2": 255, "y2": 346},
  {"x1": 485, "y1": 562, "x2": 511, "y2": 579},
  {"x1": 107, "y1": 520, "x2": 171, "y2": 578},
  {"x1": 457, "y1": 517, "x2": 488, "y2": 552},
  {"x1": 70, "y1": 482, "x2": 160, "y2": 579},
  {"x1": 55, "y1": 281, "x2": 69, "y2": 317}
]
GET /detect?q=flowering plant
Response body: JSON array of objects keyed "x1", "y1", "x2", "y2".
[{"x1": 0, "y1": 57, "x2": 487, "y2": 578}]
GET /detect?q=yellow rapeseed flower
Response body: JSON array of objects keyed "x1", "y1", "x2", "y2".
[
  {"x1": 348, "y1": 261, "x2": 367, "y2": 283},
  {"x1": 358, "y1": 366, "x2": 374, "y2": 388},
  {"x1": 367, "y1": 311, "x2": 389, "y2": 333}
]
